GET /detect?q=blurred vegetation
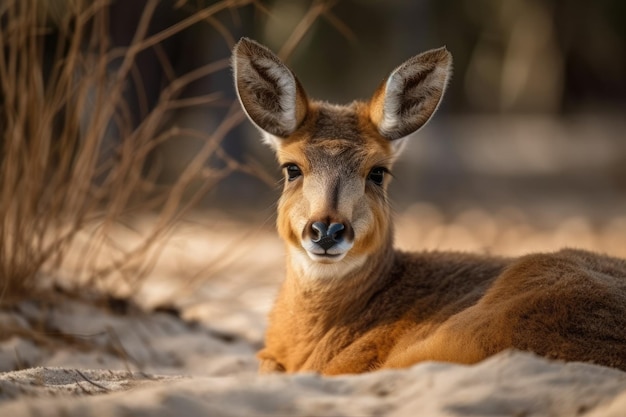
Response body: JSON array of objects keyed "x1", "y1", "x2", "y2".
[
  {"x1": 0, "y1": 0, "x2": 261, "y2": 301},
  {"x1": 255, "y1": 0, "x2": 626, "y2": 113}
]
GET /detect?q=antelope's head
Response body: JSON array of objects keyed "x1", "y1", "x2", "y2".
[{"x1": 233, "y1": 38, "x2": 451, "y2": 281}]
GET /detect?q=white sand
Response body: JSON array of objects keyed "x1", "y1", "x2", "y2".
[
  {"x1": 2, "y1": 219, "x2": 626, "y2": 416},
  {"x1": 1, "y1": 352, "x2": 626, "y2": 416}
]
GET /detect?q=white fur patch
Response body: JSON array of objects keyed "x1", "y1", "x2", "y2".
[
  {"x1": 390, "y1": 137, "x2": 408, "y2": 160},
  {"x1": 261, "y1": 132, "x2": 282, "y2": 151},
  {"x1": 289, "y1": 247, "x2": 366, "y2": 283}
]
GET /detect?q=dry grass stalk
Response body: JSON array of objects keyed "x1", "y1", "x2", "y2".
[
  {"x1": 0, "y1": 0, "x2": 254, "y2": 302},
  {"x1": 0, "y1": 0, "x2": 339, "y2": 304}
]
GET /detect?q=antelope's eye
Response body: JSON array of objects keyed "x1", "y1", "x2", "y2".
[
  {"x1": 285, "y1": 164, "x2": 302, "y2": 181},
  {"x1": 368, "y1": 167, "x2": 387, "y2": 186}
]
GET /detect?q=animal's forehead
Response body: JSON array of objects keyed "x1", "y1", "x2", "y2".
[
  {"x1": 305, "y1": 103, "x2": 391, "y2": 165},
  {"x1": 304, "y1": 140, "x2": 366, "y2": 172},
  {"x1": 311, "y1": 105, "x2": 362, "y2": 143},
  {"x1": 277, "y1": 102, "x2": 393, "y2": 169}
]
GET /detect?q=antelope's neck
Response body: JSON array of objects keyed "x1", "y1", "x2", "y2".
[{"x1": 284, "y1": 241, "x2": 396, "y2": 318}]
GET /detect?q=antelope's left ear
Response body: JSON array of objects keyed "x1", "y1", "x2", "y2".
[
  {"x1": 369, "y1": 47, "x2": 452, "y2": 154},
  {"x1": 232, "y1": 37, "x2": 309, "y2": 150}
]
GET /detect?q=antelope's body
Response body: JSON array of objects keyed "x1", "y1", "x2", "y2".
[{"x1": 233, "y1": 38, "x2": 626, "y2": 375}]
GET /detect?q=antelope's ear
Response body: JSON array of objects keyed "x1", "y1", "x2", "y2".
[
  {"x1": 369, "y1": 47, "x2": 452, "y2": 152},
  {"x1": 232, "y1": 38, "x2": 308, "y2": 149}
]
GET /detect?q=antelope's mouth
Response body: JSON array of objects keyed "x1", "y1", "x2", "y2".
[
  {"x1": 302, "y1": 241, "x2": 353, "y2": 263},
  {"x1": 308, "y1": 252, "x2": 345, "y2": 263}
]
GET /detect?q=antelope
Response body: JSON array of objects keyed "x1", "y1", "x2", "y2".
[{"x1": 232, "y1": 37, "x2": 626, "y2": 375}]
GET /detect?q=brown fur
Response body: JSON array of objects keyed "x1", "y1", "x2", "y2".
[
  {"x1": 260, "y1": 247, "x2": 626, "y2": 374},
  {"x1": 232, "y1": 38, "x2": 626, "y2": 375}
]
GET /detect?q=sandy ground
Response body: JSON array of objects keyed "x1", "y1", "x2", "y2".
[
  {"x1": 2, "y1": 208, "x2": 626, "y2": 416},
  {"x1": 2, "y1": 352, "x2": 626, "y2": 417}
]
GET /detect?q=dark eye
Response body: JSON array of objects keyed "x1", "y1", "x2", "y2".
[
  {"x1": 368, "y1": 167, "x2": 387, "y2": 186},
  {"x1": 285, "y1": 164, "x2": 302, "y2": 181}
]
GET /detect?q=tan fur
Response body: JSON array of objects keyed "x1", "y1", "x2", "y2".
[{"x1": 232, "y1": 38, "x2": 626, "y2": 375}]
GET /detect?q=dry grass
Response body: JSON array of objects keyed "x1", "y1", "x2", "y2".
[{"x1": 0, "y1": 0, "x2": 342, "y2": 305}]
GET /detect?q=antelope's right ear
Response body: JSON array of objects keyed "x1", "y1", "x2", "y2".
[
  {"x1": 232, "y1": 38, "x2": 308, "y2": 149},
  {"x1": 369, "y1": 47, "x2": 452, "y2": 153}
]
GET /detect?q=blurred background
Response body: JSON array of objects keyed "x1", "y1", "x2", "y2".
[{"x1": 84, "y1": 0, "x2": 626, "y2": 225}]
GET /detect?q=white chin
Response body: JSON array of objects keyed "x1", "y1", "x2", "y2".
[
  {"x1": 306, "y1": 251, "x2": 347, "y2": 264},
  {"x1": 289, "y1": 247, "x2": 366, "y2": 281}
]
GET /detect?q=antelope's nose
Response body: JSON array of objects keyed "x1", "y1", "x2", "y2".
[{"x1": 311, "y1": 221, "x2": 345, "y2": 250}]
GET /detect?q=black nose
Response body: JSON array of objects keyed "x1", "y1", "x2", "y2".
[{"x1": 311, "y1": 221, "x2": 345, "y2": 250}]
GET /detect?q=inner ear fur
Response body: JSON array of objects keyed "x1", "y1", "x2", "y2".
[
  {"x1": 233, "y1": 38, "x2": 308, "y2": 139},
  {"x1": 369, "y1": 47, "x2": 452, "y2": 141}
]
